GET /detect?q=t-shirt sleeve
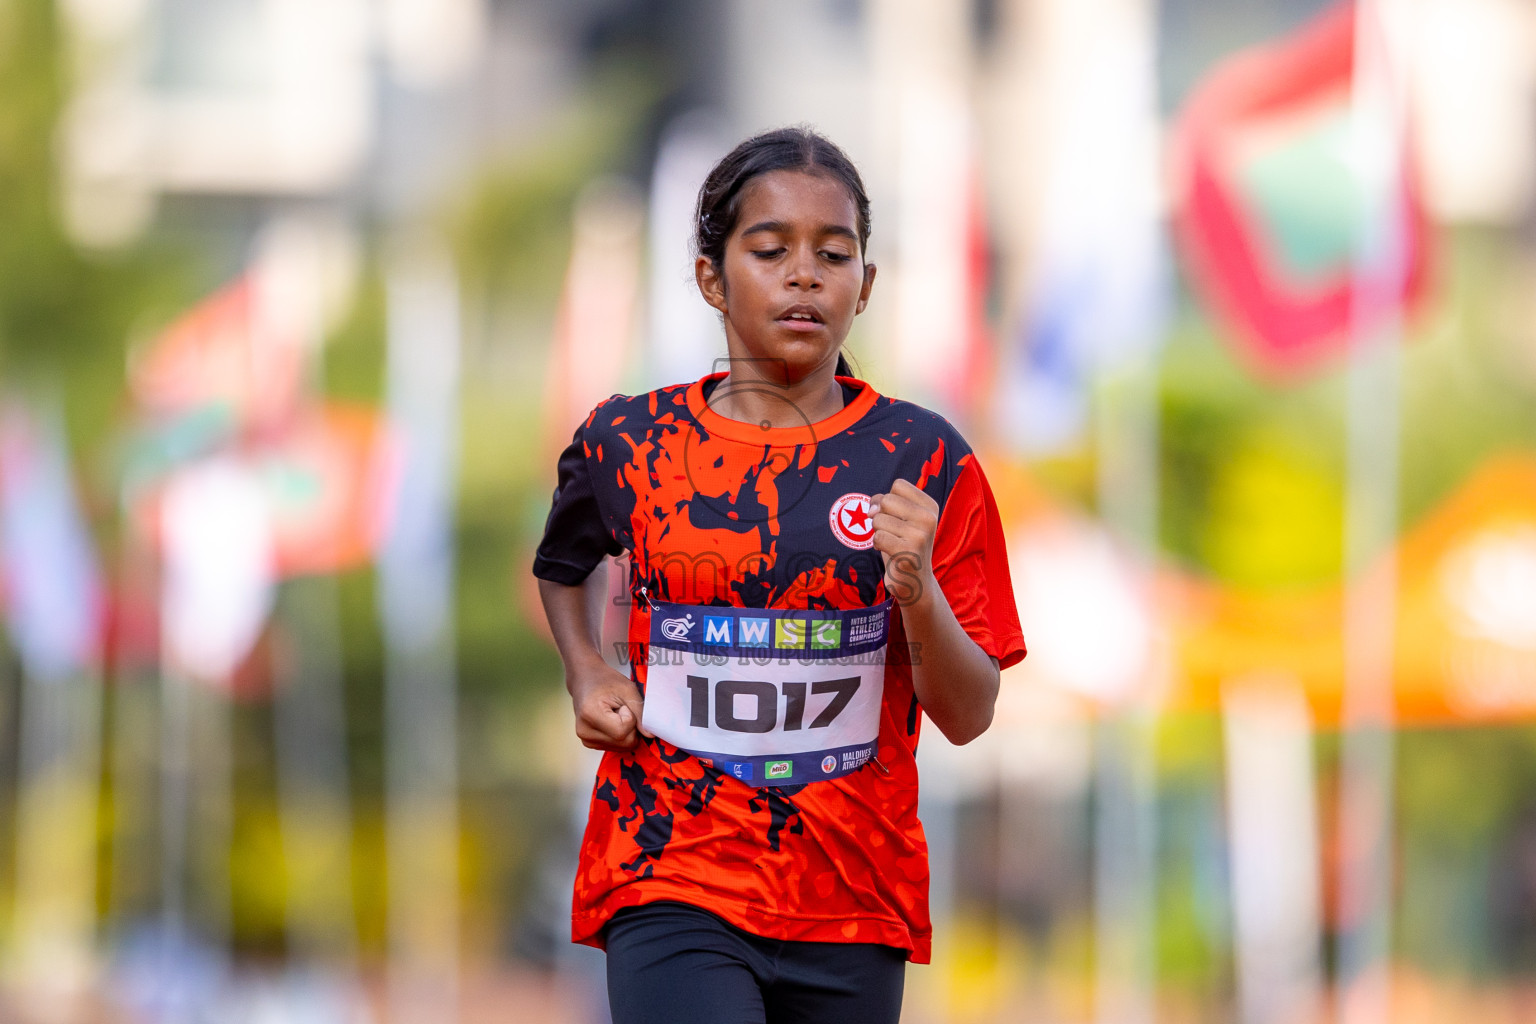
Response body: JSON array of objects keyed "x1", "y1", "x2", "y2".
[
  {"x1": 931, "y1": 453, "x2": 1027, "y2": 669},
  {"x1": 531, "y1": 422, "x2": 622, "y2": 586}
]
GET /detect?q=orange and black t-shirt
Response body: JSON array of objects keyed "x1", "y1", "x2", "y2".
[{"x1": 532, "y1": 372, "x2": 1026, "y2": 963}]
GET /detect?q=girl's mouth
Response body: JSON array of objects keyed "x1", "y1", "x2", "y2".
[{"x1": 777, "y1": 306, "x2": 824, "y2": 331}]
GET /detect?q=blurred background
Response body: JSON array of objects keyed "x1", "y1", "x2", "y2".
[{"x1": 3, "y1": 0, "x2": 1536, "y2": 1021}]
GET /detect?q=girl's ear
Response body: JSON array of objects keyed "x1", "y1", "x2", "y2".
[
  {"x1": 855, "y1": 262, "x2": 877, "y2": 315},
  {"x1": 696, "y1": 256, "x2": 728, "y2": 313}
]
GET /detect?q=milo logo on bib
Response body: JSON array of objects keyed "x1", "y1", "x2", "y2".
[{"x1": 644, "y1": 601, "x2": 891, "y2": 786}]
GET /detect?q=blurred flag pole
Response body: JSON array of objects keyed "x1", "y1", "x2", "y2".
[
  {"x1": 380, "y1": 237, "x2": 462, "y2": 1024},
  {"x1": 155, "y1": 596, "x2": 197, "y2": 1024},
  {"x1": 533, "y1": 180, "x2": 644, "y2": 1015},
  {"x1": 990, "y1": 0, "x2": 1166, "y2": 1017},
  {"x1": 544, "y1": 179, "x2": 644, "y2": 457},
  {"x1": 643, "y1": 115, "x2": 729, "y2": 393},
  {"x1": 869, "y1": 0, "x2": 979, "y2": 416},
  {"x1": 1064, "y1": 2, "x2": 1165, "y2": 1022},
  {"x1": 1223, "y1": 677, "x2": 1325, "y2": 1024},
  {"x1": 1, "y1": 400, "x2": 105, "y2": 1019},
  {"x1": 867, "y1": 11, "x2": 986, "y2": 1018},
  {"x1": 105, "y1": 530, "x2": 159, "y2": 951},
  {"x1": 273, "y1": 578, "x2": 361, "y2": 973},
  {"x1": 255, "y1": 217, "x2": 367, "y2": 985},
  {"x1": 1167, "y1": 3, "x2": 1426, "y2": 1016},
  {"x1": 1336, "y1": 0, "x2": 1410, "y2": 1020},
  {"x1": 1091, "y1": 337, "x2": 1162, "y2": 1024}
]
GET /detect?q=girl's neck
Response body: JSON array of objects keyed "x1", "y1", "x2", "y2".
[{"x1": 711, "y1": 364, "x2": 846, "y2": 429}]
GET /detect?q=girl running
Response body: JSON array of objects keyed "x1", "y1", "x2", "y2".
[{"x1": 534, "y1": 126, "x2": 1026, "y2": 1024}]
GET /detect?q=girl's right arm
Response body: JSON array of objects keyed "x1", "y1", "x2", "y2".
[{"x1": 538, "y1": 563, "x2": 648, "y2": 752}]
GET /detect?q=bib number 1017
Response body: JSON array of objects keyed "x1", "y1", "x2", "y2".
[{"x1": 685, "y1": 675, "x2": 859, "y2": 734}]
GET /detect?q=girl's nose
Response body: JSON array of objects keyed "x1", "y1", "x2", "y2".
[{"x1": 784, "y1": 247, "x2": 821, "y2": 289}]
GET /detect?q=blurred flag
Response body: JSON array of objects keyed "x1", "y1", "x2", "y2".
[
  {"x1": 999, "y1": 277, "x2": 1091, "y2": 455},
  {"x1": 1171, "y1": 1, "x2": 1433, "y2": 378},
  {"x1": 0, "y1": 401, "x2": 103, "y2": 682},
  {"x1": 129, "y1": 404, "x2": 398, "y2": 591},
  {"x1": 996, "y1": 0, "x2": 1165, "y2": 454},
  {"x1": 129, "y1": 399, "x2": 399, "y2": 580},
  {"x1": 261, "y1": 403, "x2": 400, "y2": 577},
  {"x1": 159, "y1": 457, "x2": 275, "y2": 685},
  {"x1": 957, "y1": 176, "x2": 995, "y2": 417},
  {"x1": 129, "y1": 274, "x2": 304, "y2": 437},
  {"x1": 127, "y1": 243, "x2": 393, "y2": 580}
]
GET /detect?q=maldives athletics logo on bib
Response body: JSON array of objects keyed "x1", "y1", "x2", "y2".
[{"x1": 830, "y1": 492, "x2": 875, "y2": 550}]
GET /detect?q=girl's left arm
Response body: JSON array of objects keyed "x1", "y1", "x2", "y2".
[{"x1": 870, "y1": 478, "x2": 1000, "y2": 745}]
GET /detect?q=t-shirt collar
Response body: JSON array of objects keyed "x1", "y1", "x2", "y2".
[{"x1": 686, "y1": 371, "x2": 879, "y2": 447}]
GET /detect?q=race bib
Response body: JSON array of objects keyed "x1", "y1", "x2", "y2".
[{"x1": 644, "y1": 601, "x2": 891, "y2": 786}]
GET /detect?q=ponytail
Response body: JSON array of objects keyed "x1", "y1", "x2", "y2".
[{"x1": 834, "y1": 352, "x2": 852, "y2": 378}]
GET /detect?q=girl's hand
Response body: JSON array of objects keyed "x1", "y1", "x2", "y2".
[
  {"x1": 869, "y1": 478, "x2": 939, "y2": 606},
  {"x1": 539, "y1": 571, "x2": 650, "y2": 753},
  {"x1": 569, "y1": 662, "x2": 651, "y2": 752}
]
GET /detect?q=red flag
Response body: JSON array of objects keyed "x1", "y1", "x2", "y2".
[
  {"x1": 262, "y1": 403, "x2": 399, "y2": 577},
  {"x1": 1171, "y1": 2, "x2": 1433, "y2": 378},
  {"x1": 129, "y1": 403, "x2": 399, "y2": 579},
  {"x1": 129, "y1": 275, "x2": 304, "y2": 433}
]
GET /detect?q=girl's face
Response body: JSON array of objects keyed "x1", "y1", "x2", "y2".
[{"x1": 696, "y1": 169, "x2": 876, "y2": 385}]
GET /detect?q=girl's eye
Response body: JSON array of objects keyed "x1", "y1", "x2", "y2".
[{"x1": 752, "y1": 248, "x2": 785, "y2": 260}]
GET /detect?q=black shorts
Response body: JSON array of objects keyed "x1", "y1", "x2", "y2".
[{"x1": 602, "y1": 901, "x2": 906, "y2": 1024}]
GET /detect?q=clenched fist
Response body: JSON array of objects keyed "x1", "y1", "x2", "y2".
[
  {"x1": 569, "y1": 665, "x2": 650, "y2": 752},
  {"x1": 869, "y1": 478, "x2": 939, "y2": 606}
]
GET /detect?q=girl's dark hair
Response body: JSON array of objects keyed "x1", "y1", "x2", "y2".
[{"x1": 694, "y1": 127, "x2": 871, "y2": 379}]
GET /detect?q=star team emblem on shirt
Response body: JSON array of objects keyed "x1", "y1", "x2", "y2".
[{"x1": 829, "y1": 492, "x2": 875, "y2": 550}]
